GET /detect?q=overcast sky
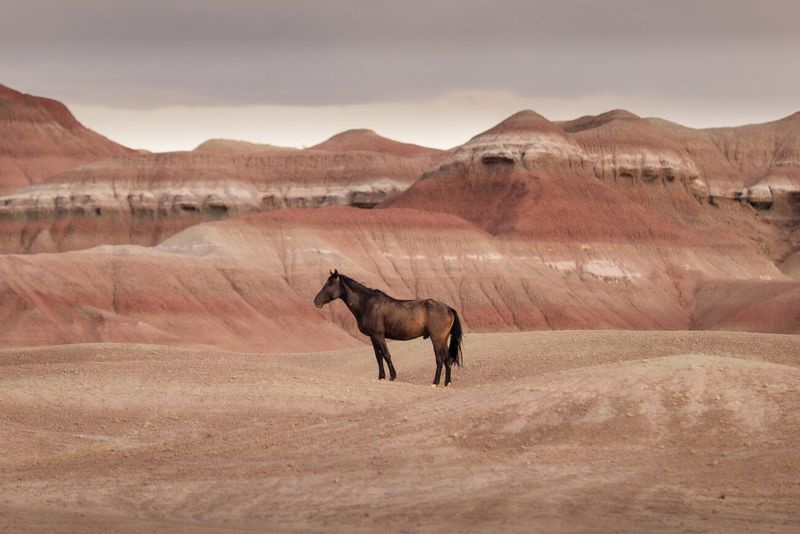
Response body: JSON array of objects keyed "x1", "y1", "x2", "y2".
[{"x1": 3, "y1": 0, "x2": 798, "y2": 151}]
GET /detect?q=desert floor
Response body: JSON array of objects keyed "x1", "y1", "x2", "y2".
[{"x1": 1, "y1": 330, "x2": 799, "y2": 533}]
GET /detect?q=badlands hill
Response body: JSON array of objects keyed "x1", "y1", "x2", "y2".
[
  {"x1": 0, "y1": 84, "x2": 131, "y2": 194},
  {"x1": 1, "y1": 204, "x2": 797, "y2": 351},
  {"x1": 563, "y1": 110, "x2": 746, "y2": 197},
  {"x1": 192, "y1": 138, "x2": 296, "y2": 154},
  {"x1": 0, "y1": 135, "x2": 445, "y2": 255},
  {"x1": 311, "y1": 128, "x2": 445, "y2": 158},
  {"x1": 384, "y1": 110, "x2": 767, "y2": 243},
  {"x1": 386, "y1": 109, "x2": 795, "y2": 259},
  {"x1": 0, "y1": 148, "x2": 441, "y2": 253}
]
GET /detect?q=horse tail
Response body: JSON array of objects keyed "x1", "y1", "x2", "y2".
[{"x1": 447, "y1": 308, "x2": 463, "y2": 368}]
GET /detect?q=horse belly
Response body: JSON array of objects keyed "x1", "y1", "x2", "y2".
[
  {"x1": 384, "y1": 311, "x2": 426, "y2": 340},
  {"x1": 386, "y1": 327, "x2": 425, "y2": 340}
]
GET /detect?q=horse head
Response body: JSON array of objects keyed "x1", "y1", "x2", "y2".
[{"x1": 313, "y1": 269, "x2": 343, "y2": 308}]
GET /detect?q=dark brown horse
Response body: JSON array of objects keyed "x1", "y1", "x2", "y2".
[{"x1": 314, "y1": 270, "x2": 463, "y2": 386}]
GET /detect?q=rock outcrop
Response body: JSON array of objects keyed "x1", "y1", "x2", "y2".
[{"x1": 0, "y1": 84, "x2": 132, "y2": 194}]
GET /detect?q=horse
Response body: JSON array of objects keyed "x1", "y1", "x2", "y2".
[{"x1": 313, "y1": 270, "x2": 463, "y2": 386}]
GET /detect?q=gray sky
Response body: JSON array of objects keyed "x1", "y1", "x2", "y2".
[{"x1": 3, "y1": 0, "x2": 798, "y2": 151}]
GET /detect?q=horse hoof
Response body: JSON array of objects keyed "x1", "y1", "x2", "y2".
[{"x1": 431, "y1": 384, "x2": 438, "y2": 388}]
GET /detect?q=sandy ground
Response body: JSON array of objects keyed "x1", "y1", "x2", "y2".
[{"x1": 1, "y1": 330, "x2": 799, "y2": 533}]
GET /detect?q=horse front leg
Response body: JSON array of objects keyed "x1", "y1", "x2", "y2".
[
  {"x1": 379, "y1": 337, "x2": 397, "y2": 381},
  {"x1": 370, "y1": 336, "x2": 386, "y2": 380}
]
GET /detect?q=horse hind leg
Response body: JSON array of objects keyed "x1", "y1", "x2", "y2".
[
  {"x1": 436, "y1": 335, "x2": 452, "y2": 387},
  {"x1": 431, "y1": 339, "x2": 445, "y2": 387}
]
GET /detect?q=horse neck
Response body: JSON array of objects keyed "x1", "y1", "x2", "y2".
[{"x1": 340, "y1": 278, "x2": 370, "y2": 318}]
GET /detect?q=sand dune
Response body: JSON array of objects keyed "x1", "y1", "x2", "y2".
[{"x1": 2, "y1": 330, "x2": 798, "y2": 533}]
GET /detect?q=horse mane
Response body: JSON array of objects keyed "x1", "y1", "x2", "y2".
[{"x1": 339, "y1": 274, "x2": 390, "y2": 298}]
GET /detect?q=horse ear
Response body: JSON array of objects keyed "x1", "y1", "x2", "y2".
[
  {"x1": 329, "y1": 269, "x2": 334, "y2": 276},
  {"x1": 333, "y1": 269, "x2": 339, "y2": 277}
]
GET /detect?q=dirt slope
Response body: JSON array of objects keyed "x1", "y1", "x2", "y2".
[{"x1": 1, "y1": 331, "x2": 798, "y2": 533}]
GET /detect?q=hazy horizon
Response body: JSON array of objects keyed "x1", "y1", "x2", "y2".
[{"x1": 4, "y1": 0, "x2": 799, "y2": 152}]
